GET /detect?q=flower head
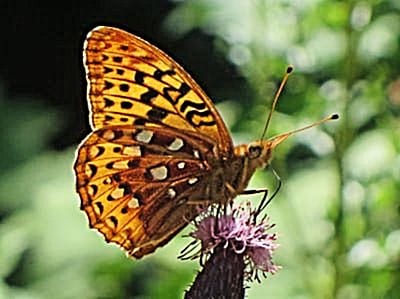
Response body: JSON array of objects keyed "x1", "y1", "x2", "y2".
[{"x1": 181, "y1": 202, "x2": 280, "y2": 285}]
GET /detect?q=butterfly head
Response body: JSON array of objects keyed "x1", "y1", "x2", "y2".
[{"x1": 246, "y1": 133, "x2": 290, "y2": 169}]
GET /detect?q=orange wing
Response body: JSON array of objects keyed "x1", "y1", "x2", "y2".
[
  {"x1": 84, "y1": 26, "x2": 233, "y2": 153},
  {"x1": 75, "y1": 26, "x2": 235, "y2": 258}
]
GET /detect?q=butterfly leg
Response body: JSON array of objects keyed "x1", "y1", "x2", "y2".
[
  {"x1": 186, "y1": 199, "x2": 213, "y2": 206},
  {"x1": 240, "y1": 188, "x2": 269, "y2": 195},
  {"x1": 224, "y1": 182, "x2": 237, "y2": 197},
  {"x1": 245, "y1": 166, "x2": 282, "y2": 217}
]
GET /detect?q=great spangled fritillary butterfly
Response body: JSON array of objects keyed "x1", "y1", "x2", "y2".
[{"x1": 74, "y1": 26, "x2": 338, "y2": 258}]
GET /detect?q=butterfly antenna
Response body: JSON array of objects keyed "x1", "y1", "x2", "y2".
[
  {"x1": 254, "y1": 167, "x2": 282, "y2": 220},
  {"x1": 254, "y1": 113, "x2": 339, "y2": 218},
  {"x1": 268, "y1": 113, "x2": 339, "y2": 149},
  {"x1": 260, "y1": 65, "x2": 294, "y2": 140}
]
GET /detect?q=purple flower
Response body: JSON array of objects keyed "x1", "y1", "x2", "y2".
[{"x1": 181, "y1": 202, "x2": 280, "y2": 298}]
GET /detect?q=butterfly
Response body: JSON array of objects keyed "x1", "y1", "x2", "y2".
[{"x1": 74, "y1": 26, "x2": 338, "y2": 258}]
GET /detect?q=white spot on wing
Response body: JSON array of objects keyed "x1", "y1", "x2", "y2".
[
  {"x1": 102, "y1": 130, "x2": 115, "y2": 140},
  {"x1": 177, "y1": 198, "x2": 188, "y2": 205},
  {"x1": 150, "y1": 166, "x2": 168, "y2": 180},
  {"x1": 167, "y1": 188, "x2": 176, "y2": 198},
  {"x1": 111, "y1": 187, "x2": 124, "y2": 199},
  {"x1": 127, "y1": 197, "x2": 140, "y2": 209},
  {"x1": 193, "y1": 150, "x2": 200, "y2": 159},
  {"x1": 88, "y1": 185, "x2": 96, "y2": 196},
  {"x1": 122, "y1": 145, "x2": 141, "y2": 156},
  {"x1": 135, "y1": 130, "x2": 154, "y2": 143},
  {"x1": 93, "y1": 202, "x2": 102, "y2": 214},
  {"x1": 168, "y1": 138, "x2": 184, "y2": 151},
  {"x1": 188, "y1": 177, "x2": 198, "y2": 185},
  {"x1": 85, "y1": 164, "x2": 95, "y2": 177},
  {"x1": 177, "y1": 162, "x2": 186, "y2": 169},
  {"x1": 89, "y1": 146, "x2": 101, "y2": 158},
  {"x1": 103, "y1": 177, "x2": 112, "y2": 184},
  {"x1": 113, "y1": 160, "x2": 130, "y2": 169}
]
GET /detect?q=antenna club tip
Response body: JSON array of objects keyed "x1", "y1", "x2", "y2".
[
  {"x1": 331, "y1": 113, "x2": 339, "y2": 120},
  {"x1": 286, "y1": 65, "x2": 294, "y2": 74}
]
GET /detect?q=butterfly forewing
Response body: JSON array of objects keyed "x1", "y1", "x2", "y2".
[{"x1": 84, "y1": 26, "x2": 233, "y2": 153}]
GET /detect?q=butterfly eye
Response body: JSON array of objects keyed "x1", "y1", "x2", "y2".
[{"x1": 248, "y1": 144, "x2": 262, "y2": 159}]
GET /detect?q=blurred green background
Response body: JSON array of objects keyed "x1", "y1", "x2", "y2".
[{"x1": 0, "y1": 0, "x2": 399, "y2": 298}]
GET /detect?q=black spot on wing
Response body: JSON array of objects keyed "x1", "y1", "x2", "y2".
[
  {"x1": 95, "y1": 202, "x2": 104, "y2": 214},
  {"x1": 109, "y1": 215, "x2": 118, "y2": 227},
  {"x1": 197, "y1": 119, "x2": 217, "y2": 126},
  {"x1": 119, "y1": 84, "x2": 130, "y2": 92},
  {"x1": 107, "y1": 194, "x2": 115, "y2": 201},
  {"x1": 93, "y1": 146, "x2": 105, "y2": 158},
  {"x1": 105, "y1": 115, "x2": 114, "y2": 121},
  {"x1": 153, "y1": 69, "x2": 176, "y2": 80},
  {"x1": 147, "y1": 107, "x2": 168, "y2": 121},
  {"x1": 119, "y1": 183, "x2": 131, "y2": 196},
  {"x1": 88, "y1": 164, "x2": 97, "y2": 178},
  {"x1": 178, "y1": 83, "x2": 190, "y2": 95},
  {"x1": 186, "y1": 109, "x2": 216, "y2": 127},
  {"x1": 104, "y1": 66, "x2": 113, "y2": 74},
  {"x1": 104, "y1": 81, "x2": 114, "y2": 90},
  {"x1": 104, "y1": 98, "x2": 114, "y2": 107},
  {"x1": 89, "y1": 184, "x2": 98, "y2": 196},
  {"x1": 180, "y1": 100, "x2": 207, "y2": 113},
  {"x1": 133, "y1": 118, "x2": 146, "y2": 125},
  {"x1": 140, "y1": 89, "x2": 158, "y2": 104},
  {"x1": 121, "y1": 101, "x2": 133, "y2": 109},
  {"x1": 134, "y1": 71, "x2": 145, "y2": 84},
  {"x1": 113, "y1": 173, "x2": 121, "y2": 181},
  {"x1": 105, "y1": 162, "x2": 114, "y2": 169}
]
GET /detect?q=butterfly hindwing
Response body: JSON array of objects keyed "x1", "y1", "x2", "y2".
[{"x1": 75, "y1": 125, "x2": 219, "y2": 257}]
